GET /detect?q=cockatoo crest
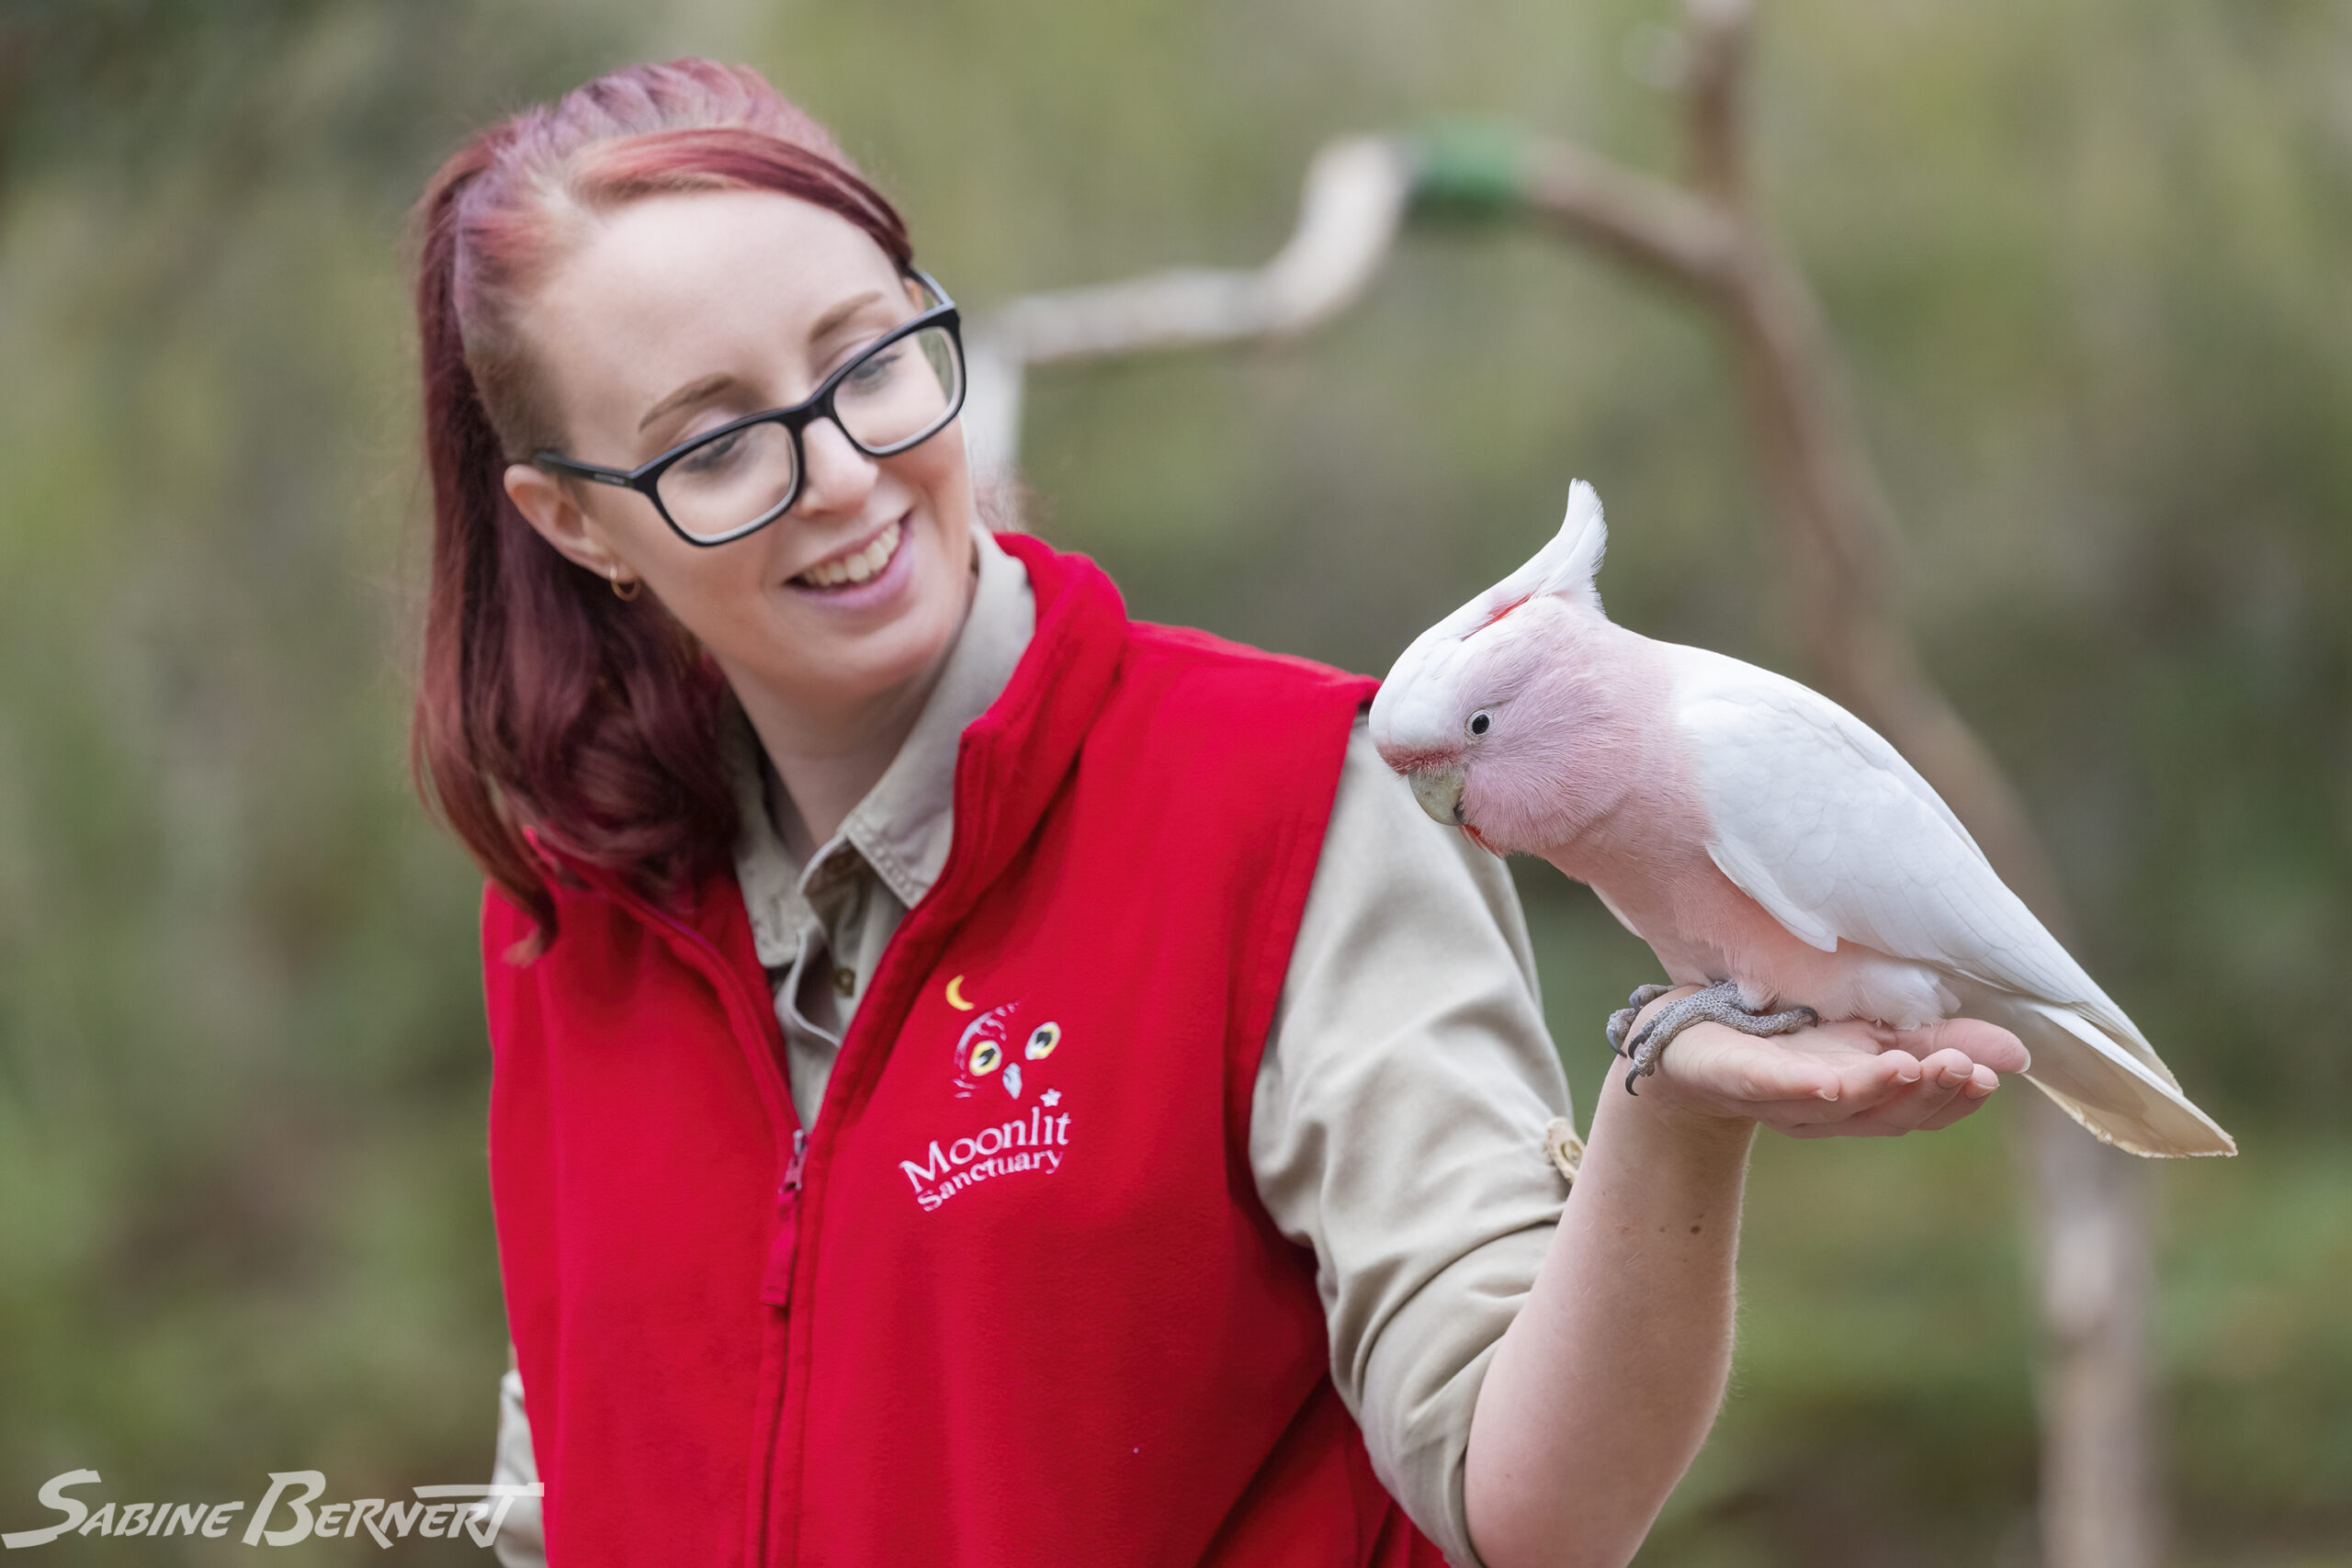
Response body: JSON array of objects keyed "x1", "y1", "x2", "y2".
[
  {"x1": 1370, "y1": 482, "x2": 1608, "y2": 764},
  {"x1": 1434, "y1": 479, "x2": 1607, "y2": 636}
]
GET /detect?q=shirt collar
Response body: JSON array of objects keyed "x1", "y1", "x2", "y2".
[{"x1": 731, "y1": 525, "x2": 1037, "y2": 965}]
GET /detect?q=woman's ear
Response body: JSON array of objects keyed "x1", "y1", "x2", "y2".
[{"x1": 504, "y1": 463, "x2": 636, "y2": 584}]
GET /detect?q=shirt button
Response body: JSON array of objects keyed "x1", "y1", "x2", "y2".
[{"x1": 832, "y1": 964, "x2": 856, "y2": 997}]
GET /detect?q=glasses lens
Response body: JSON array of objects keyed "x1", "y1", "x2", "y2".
[
  {"x1": 655, "y1": 420, "x2": 798, "y2": 539},
  {"x1": 834, "y1": 323, "x2": 963, "y2": 455}
]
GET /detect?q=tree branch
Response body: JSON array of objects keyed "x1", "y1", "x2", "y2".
[
  {"x1": 1683, "y1": 0, "x2": 1752, "y2": 208},
  {"x1": 1521, "y1": 138, "x2": 1742, "y2": 287},
  {"x1": 1513, "y1": 8, "x2": 2164, "y2": 1566}
]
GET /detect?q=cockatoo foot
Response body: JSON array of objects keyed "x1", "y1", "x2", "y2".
[
  {"x1": 1619, "y1": 980, "x2": 1818, "y2": 1095},
  {"x1": 1604, "y1": 985, "x2": 1676, "y2": 1056}
]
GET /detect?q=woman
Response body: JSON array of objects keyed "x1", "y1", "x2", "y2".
[{"x1": 413, "y1": 61, "x2": 2027, "y2": 1568}]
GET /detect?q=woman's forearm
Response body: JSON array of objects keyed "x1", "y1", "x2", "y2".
[{"x1": 1464, "y1": 1077, "x2": 1755, "y2": 1568}]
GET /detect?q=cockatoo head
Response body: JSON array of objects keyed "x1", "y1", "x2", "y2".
[{"x1": 1370, "y1": 480, "x2": 1613, "y2": 853}]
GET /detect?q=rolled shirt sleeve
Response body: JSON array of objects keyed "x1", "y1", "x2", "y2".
[{"x1": 1250, "y1": 719, "x2": 1574, "y2": 1567}]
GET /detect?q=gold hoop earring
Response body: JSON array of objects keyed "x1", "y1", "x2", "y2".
[{"x1": 608, "y1": 567, "x2": 641, "y2": 602}]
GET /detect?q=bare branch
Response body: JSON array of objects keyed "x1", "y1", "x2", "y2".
[
  {"x1": 1681, "y1": 0, "x2": 1753, "y2": 207},
  {"x1": 979, "y1": 137, "x2": 1412, "y2": 367},
  {"x1": 962, "y1": 136, "x2": 1413, "y2": 478},
  {"x1": 1520, "y1": 138, "x2": 1743, "y2": 288}
]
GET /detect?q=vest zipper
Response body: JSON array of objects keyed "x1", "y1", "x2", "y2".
[
  {"x1": 615, "y1": 883, "x2": 832, "y2": 1565},
  {"x1": 578, "y1": 764, "x2": 1000, "y2": 1562}
]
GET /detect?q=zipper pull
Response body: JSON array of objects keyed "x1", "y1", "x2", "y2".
[{"x1": 761, "y1": 1130, "x2": 808, "y2": 1309}]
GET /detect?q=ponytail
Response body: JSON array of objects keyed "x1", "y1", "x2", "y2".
[{"x1": 409, "y1": 120, "x2": 738, "y2": 950}]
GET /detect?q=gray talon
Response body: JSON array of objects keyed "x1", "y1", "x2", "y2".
[
  {"x1": 1604, "y1": 984, "x2": 1675, "y2": 1056},
  {"x1": 1605, "y1": 1009, "x2": 1635, "y2": 1056},
  {"x1": 1617, "y1": 980, "x2": 1819, "y2": 1095}
]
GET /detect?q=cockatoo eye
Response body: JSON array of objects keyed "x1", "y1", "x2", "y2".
[
  {"x1": 1468, "y1": 711, "x2": 1492, "y2": 737},
  {"x1": 967, "y1": 1039, "x2": 1002, "y2": 1076}
]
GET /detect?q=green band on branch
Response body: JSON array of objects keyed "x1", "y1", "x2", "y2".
[{"x1": 1406, "y1": 121, "x2": 1534, "y2": 222}]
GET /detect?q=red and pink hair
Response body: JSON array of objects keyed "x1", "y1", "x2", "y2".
[{"x1": 409, "y1": 60, "x2": 913, "y2": 945}]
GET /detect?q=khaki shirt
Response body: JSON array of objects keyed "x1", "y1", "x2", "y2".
[{"x1": 492, "y1": 528, "x2": 1576, "y2": 1568}]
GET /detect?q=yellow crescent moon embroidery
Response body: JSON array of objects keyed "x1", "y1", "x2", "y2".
[{"x1": 944, "y1": 975, "x2": 976, "y2": 1011}]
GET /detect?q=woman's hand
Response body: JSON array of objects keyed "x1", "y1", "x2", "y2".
[
  {"x1": 1620, "y1": 985, "x2": 2031, "y2": 1140},
  {"x1": 1465, "y1": 988, "x2": 2031, "y2": 1568}
]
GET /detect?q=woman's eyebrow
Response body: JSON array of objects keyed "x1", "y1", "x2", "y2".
[
  {"x1": 633, "y1": 291, "x2": 894, "y2": 434},
  {"x1": 808, "y1": 288, "x2": 888, "y2": 344},
  {"x1": 638, "y1": 373, "x2": 738, "y2": 434}
]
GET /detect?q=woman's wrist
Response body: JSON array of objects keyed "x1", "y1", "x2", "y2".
[{"x1": 1589, "y1": 1066, "x2": 1759, "y2": 1168}]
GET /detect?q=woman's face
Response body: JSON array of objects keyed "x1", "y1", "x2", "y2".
[{"x1": 503, "y1": 189, "x2": 977, "y2": 733}]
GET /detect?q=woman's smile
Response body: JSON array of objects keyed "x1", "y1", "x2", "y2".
[{"x1": 787, "y1": 513, "x2": 910, "y2": 599}]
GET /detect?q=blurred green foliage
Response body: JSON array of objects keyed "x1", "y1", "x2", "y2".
[{"x1": 0, "y1": 0, "x2": 2345, "y2": 1562}]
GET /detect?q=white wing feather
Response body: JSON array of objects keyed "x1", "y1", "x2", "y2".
[{"x1": 1673, "y1": 647, "x2": 2233, "y2": 1156}]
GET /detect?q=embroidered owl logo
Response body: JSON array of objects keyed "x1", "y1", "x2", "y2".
[{"x1": 948, "y1": 999, "x2": 1064, "y2": 1100}]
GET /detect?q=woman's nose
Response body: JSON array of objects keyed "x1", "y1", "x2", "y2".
[{"x1": 794, "y1": 415, "x2": 879, "y2": 519}]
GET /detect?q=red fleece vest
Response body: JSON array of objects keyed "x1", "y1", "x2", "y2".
[{"x1": 481, "y1": 536, "x2": 1448, "y2": 1566}]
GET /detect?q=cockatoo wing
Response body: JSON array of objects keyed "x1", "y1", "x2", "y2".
[{"x1": 1672, "y1": 647, "x2": 2233, "y2": 1156}]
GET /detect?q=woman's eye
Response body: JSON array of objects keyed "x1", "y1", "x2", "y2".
[
  {"x1": 676, "y1": 429, "x2": 745, "y2": 477},
  {"x1": 842, "y1": 345, "x2": 903, "y2": 393},
  {"x1": 1469, "y1": 711, "x2": 1492, "y2": 737}
]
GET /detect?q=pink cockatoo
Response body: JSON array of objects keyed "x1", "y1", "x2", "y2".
[{"x1": 1371, "y1": 481, "x2": 2233, "y2": 1157}]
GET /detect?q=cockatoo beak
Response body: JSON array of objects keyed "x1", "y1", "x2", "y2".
[{"x1": 1407, "y1": 762, "x2": 1467, "y2": 827}]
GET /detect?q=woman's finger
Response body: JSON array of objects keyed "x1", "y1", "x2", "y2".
[
  {"x1": 1867, "y1": 1066, "x2": 1985, "y2": 1134},
  {"x1": 1890, "y1": 1016, "x2": 2030, "y2": 1076},
  {"x1": 1830, "y1": 1048, "x2": 1923, "y2": 1111},
  {"x1": 1914, "y1": 1084, "x2": 1995, "y2": 1132},
  {"x1": 1749, "y1": 1045, "x2": 1928, "y2": 1129},
  {"x1": 1752, "y1": 1067, "x2": 1919, "y2": 1134},
  {"x1": 1919, "y1": 1048, "x2": 1981, "y2": 1091},
  {"x1": 1779, "y1": 1058, "x2": 2007, "y2": 1136}
]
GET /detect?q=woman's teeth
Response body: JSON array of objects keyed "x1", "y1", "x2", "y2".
[{"x1": 797, "y1": 521, "x2": 901, "y2": 588}]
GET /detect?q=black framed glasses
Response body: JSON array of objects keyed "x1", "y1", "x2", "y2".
[{"x1": 535, "y1": 270, "x2": 967, "y2": 547}]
